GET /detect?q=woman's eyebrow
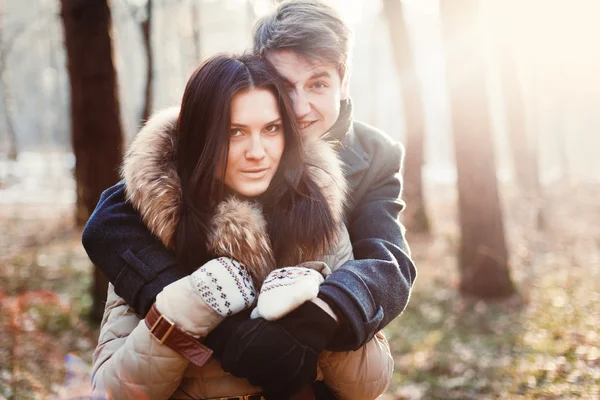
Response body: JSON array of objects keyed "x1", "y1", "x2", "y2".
[
  {"x1": 281, "y1": 77, "x2": 295, "y2": 86},
  {"x1": 264, "y1": 118, "x2": 282, "y2": 126},
  {"x1": 231, "y1": 118, "x2": 282, "y2": 128}
]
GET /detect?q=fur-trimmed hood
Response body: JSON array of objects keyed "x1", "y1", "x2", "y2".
[{"x1": 121, "y1": 107, "x2": 347, "y2": 284}]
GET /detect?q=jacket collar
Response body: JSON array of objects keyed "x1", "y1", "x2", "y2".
[
  {"x1": 322, "y1": 99, "x2": 369, "y2": 191},
  {"x1": 324, "y1": 99, "x2": 354, "y2": 143}
]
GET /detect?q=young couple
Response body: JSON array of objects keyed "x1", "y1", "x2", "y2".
[{"x1": 85, "y1": 1, "x2": 417, "y2": 399}]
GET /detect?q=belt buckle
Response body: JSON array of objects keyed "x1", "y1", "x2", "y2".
[{"x1": 149, "y1": 314, "x2": 175, "y2": 344}]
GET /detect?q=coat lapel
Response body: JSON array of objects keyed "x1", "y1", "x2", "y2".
[
  {"x1": 336, "y1": 124, "x2": 369, "y2": 194},
  {"x1": 324, "y1": 100, "x2": 369, "y2": 194}
]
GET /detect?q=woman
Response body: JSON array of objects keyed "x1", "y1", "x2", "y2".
[{"x1": 91, "y1": 54, "x2": 393, "y2": 399}]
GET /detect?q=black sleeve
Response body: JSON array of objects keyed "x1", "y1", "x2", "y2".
[{"x1": 82, "y1": 181, "x2": 188, "y2": 316}]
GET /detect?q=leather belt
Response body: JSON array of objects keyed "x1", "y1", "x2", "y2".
[
  {"x1": 208, "y1": 395, "x2": 264, "y2": 400},
  {"x1": 145, "y1": 302, "x2": 213, "y2": 367}
]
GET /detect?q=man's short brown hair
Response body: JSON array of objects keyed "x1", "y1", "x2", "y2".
[{"x1": 253, "y1": 0, "x2": 353, "y2": 80}]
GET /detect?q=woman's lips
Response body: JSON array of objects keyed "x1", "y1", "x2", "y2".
[{"x1": 241, "y1": 167, "x2": 269, "y2": 178}]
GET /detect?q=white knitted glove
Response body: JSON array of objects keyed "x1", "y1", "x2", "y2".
[
  {"x1": 155, "y1": 257, "x2": 256, "y2": 337},
  {"x1": 251, "y1": 265, "x2": 326, "y2": 321}
]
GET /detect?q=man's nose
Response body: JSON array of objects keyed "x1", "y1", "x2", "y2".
[
  {"x1": 292, "y1": 89, "x2": 311, "y2": 120},
  {"x1": 246, "y1": 135, "x2": 266, "y2": 160}
]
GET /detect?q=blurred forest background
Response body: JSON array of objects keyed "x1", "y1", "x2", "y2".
[{"x1": 0, "y1": 0, "x2": 599, "y2": 399}]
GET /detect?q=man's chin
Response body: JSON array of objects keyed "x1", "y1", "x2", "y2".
[{"x1": 299, "y1": 123, "x2": 324, "y2": 138}]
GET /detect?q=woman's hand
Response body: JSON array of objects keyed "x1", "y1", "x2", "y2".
[{"x1": 155, "y1": 257, "x2": 256, "y2": 337}]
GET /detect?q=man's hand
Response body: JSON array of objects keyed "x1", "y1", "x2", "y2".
[
  {"x1": 203, "y1": 309, "x2": 253, "y2": 357},
  {"x1": 210, "y1": 301, "x2": 338, "y2": 399},
  {"x1": 311, "y1": 297, "x2": 339, "y2": 324}
]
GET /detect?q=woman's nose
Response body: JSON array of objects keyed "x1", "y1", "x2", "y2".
[{"x1": 246, "y1": 136, "x2": 266, "y2": 160}]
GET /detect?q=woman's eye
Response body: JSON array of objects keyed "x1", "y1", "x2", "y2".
[
  {"x1": 230, "y1": 129, "x2": 243, "y2": 137},
  {"x1": 265, "y1": 124, "x2": 281, "y2": 134}
]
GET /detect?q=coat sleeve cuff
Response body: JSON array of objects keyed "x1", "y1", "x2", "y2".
[
  {"x1": 115, "y1": 244, "x2": 187, "y2": 316},
  {"x1": 318, "y1": 269, "x2": 384, "y2": 351}
]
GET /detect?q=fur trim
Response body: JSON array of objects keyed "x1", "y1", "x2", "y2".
[
  {"x1": 122, "y1": 107, "x2": 347, "y2": 283},
  {"x1": 207, "y1": 198, "x2": 275, "y2": 286},
  {"x1": 122, "y1": 107, "x2": 182, "y2": 250},
  {"x1": 302, "y1": 137, "x2": 348, "y2": 229}
]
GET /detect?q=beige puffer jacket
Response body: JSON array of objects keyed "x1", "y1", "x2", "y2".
[{"x1": 91, "y1": 108, "x2": 394, "y2": 399}]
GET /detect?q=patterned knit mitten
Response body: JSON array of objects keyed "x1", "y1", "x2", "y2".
[
  {"x1": 251, "y1": 266, "x2": 325, "y2": 321},
  {"x1": 191, "y1": 257, "x2": 257, "y2": 317}
]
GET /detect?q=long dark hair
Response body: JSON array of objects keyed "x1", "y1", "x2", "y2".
[{"x1": 175, "y1": 53, "x2": 337, "y2": 272}]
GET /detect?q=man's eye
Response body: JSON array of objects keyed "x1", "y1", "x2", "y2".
[
  {"x1": 312, "y1": 82, "x2": 327, "y2": 89},
  {"x1": 265, "y1": 124, "x2": 281, "y2": 134},
  {"x1": 230, "y1": 129, "x2": 243, "y2": 137}
]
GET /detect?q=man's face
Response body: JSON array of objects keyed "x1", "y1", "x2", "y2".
[{"x1": 266, "y1": 50, "x2": 348, "y2": 138}]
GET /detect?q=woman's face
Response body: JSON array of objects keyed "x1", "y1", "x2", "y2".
[{"x1": 224, "y1": 88, "x2": 285, "y2": 198}]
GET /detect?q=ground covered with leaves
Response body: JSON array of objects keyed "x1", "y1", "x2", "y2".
[
  {"x1": 383, "y1": 183, "x2": 600, "y2": 399},
  {"x1": 0, "y1": 183, "x2": 598, "y2": 399}
]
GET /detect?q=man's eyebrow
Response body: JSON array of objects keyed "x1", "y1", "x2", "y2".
[
  {"x1": 308, "y1": 70, "x2": 332, "y2": 80},
  {"x1": 283, "y1": 70, "x2": 332, "y2": 86},
  {"x1": 231, "y1": 118, "x2": 282, "y2": 128}
]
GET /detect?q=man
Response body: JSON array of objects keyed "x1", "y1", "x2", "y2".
[{"x1": 83, "y1": 0, "x2": 416, "y2": 398}]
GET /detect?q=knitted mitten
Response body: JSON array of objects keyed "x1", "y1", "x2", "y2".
[
  {"x1": 191, "y1": 257, "x2": 256, "y2": 317},
  {"x1": 251, "y1": 265, "x2": 325, "y2": 320},
  {"x1": 156, "y1": 257, "x2": 256, "y2": 337}
]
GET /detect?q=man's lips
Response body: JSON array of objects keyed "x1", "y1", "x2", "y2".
[{"x1": 298, "y1": 120, "x2": 317, "y2": 130}]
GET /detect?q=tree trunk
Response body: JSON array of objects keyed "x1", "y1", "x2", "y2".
[
  {"x1": 1, "y1": 74, "x2": 18, "y2": 161},
  {"x1": 247, "y1": 0, "x2": 255, "y2": 40},
  {"x1": 495, "y1": 46, "x2": 540, "y2": 197},
  {"x1": 141, "y1": 0, "x2": 153, "y2": 121},
  {"x1": 554, "y1": 95, "x2": 569, "y2": 185},
  {"x1": 440, "y1": 0, "x2": 516, "y2": 299},
  {"x1": 0, "y1": 4, "x2": 18, "y2": 161},
  {"x1": 497, "y1": 46, "x2": 547, "y2": 233},
  {"x1": 191, "y1": 0, "x2": 201, "y2": 62},
  {"x1": 382, "y1": 0, "x2": 430, "y2": 233},
  {"x1": 60, "y1": 0, "x2": 124, "y2": 321},
  {"x1": 502, "y1": 63, "x2": 540, "y2": 195}
]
